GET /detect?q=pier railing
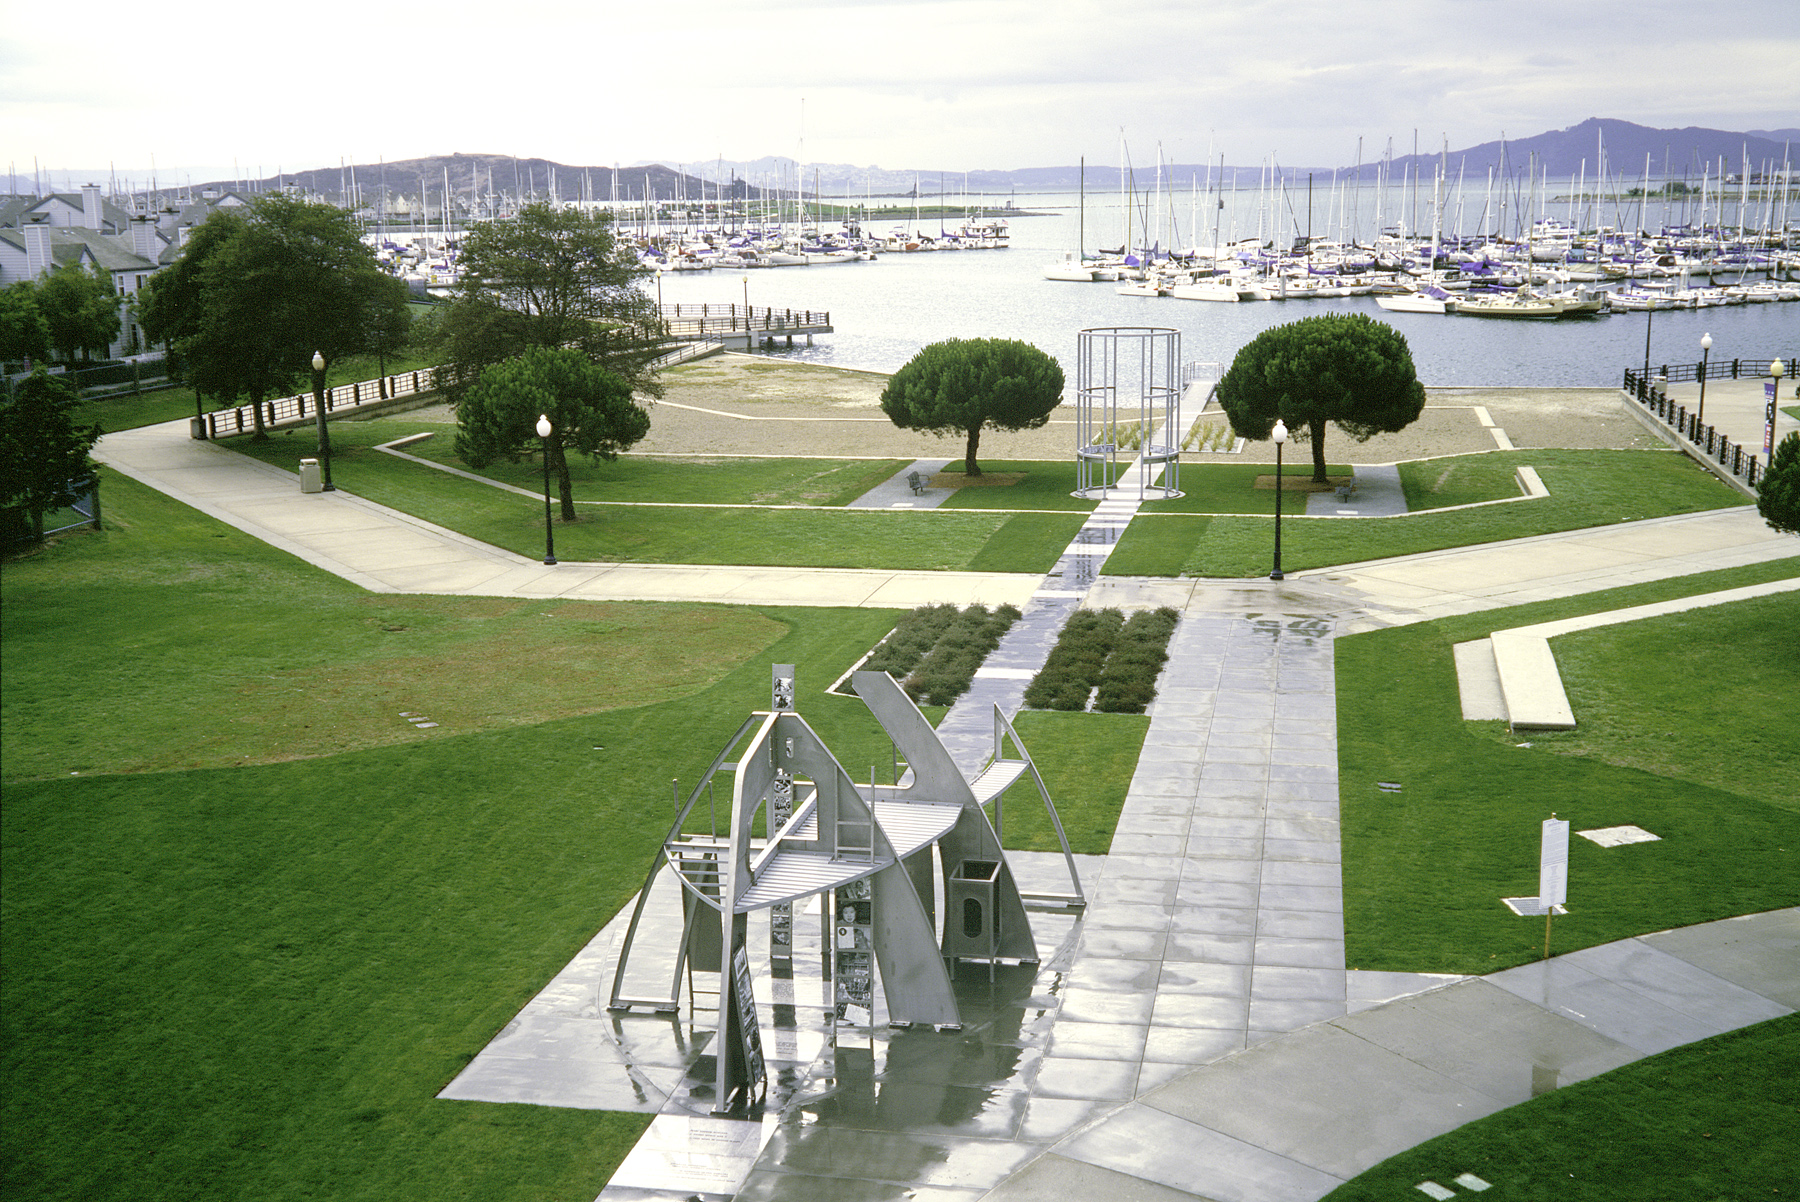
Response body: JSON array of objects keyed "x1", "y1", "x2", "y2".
[
  {"x1": 1620, "y1": 364, "x2": 1795, "y2": 493},
  {"x1": 657, "y1": 303, "x2": 831, "y2": 341}
]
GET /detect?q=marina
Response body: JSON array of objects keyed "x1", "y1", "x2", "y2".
[{"x1": 642, "y1": 192, "x2": 1798, "y2": 387}]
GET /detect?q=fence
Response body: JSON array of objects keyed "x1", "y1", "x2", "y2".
[
  {"x1": 1620, "y1": 365, "x2": 1791, "y2": 492},
  {"x1": 202, "y1": 367, "x2": 449, "y2": 440},
  {"x1": 2, "y1": 474, "x2": 100, "y2": 550},
  {"x1": 3, "y1": 357, "x2": 170, "y2": 401},
  {"x1": 1626, "y1": 356, "x2": 1792, "y2": 388}
]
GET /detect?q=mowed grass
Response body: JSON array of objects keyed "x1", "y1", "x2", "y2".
[
  {"x1": 1323, "y1": 1014, "x2": 1800, "y2": 1202},
  {"x1": 997, "y1": 711, "x2": 1150, "y2": 855},
  {"x1": 1105, "y1": 449, "x2": 1745, "y2": 577},
  {"x1": 3, "y1": 478, "x2": 940, "y2": 1202},
  {"x1": 1336, "y1": 560, "x2": 1800, "y2": 975},
  {"x1": 0, "y1": 478, "x2": 794, "y2": 781},
  {"x1": 215, "y1": 422, "x2": 1082, "y2": 572}
]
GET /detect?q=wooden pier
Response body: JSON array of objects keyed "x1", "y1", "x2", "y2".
[{"x1": 659, "y1": 303, "x2": 832, "y2": 352}]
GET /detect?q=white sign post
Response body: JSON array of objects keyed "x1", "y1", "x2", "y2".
[{"x1": 1539, "y1": 815, "x2": 1570, "y2": 959}]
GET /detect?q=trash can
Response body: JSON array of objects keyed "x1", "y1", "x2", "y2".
[
  {"x1": 944, "y1": 859, "x2": 1000, "y2": 967},
  {"x1": 189, "y1": 417, "x2": 208, "y2": 441},
  {"x1": 299, "y1": 458, "x2": 322, "y2": 493}
]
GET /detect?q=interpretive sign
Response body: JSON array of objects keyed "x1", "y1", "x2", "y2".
[
  {"x1": 725, "y1": 939, "x2": 766, "y2": 1107},
  {"x1": 1539, "y1": 816, "x2": 1569, "y2": 909}
]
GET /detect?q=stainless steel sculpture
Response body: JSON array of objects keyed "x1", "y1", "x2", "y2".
[
  {"x1": 606, "y1": 667, "x2": 1080, "y2": 1113},
  {"x1": 1074, "y1": 325, "x2": 1183, "y2": 499}
]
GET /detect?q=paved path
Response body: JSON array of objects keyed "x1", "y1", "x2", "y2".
[
  {"x1": 92, "y1": 421, "x2": 1039, "y2": 609},
  {"x1": 93, "y1": 414, "x2": 1799, "y2": 1202}
]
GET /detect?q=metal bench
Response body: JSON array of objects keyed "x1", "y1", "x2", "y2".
[
  {"x1": 1334, "y1": 481, "x2": 1358, "y2": 503},
  {"x1": 906, "y1": 471, "x2": 928, "y2": 495}
]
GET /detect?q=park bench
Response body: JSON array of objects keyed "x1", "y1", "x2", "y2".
[
  {"x1": 1334, "y1": 480, "x2": 1358, "y2": 503},
  {"x1": 906, "y1": 471, "x2": 928, "y2": 495}
]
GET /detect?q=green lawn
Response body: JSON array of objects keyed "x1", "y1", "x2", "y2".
[
  {"x1": 1323, "y1": 1014, "x2": 1800, "y2": 1202},
  {"x1": 1336, "y1": 560, "x2": 1800, "y2": 975},
  {"x1": 1106, "y1": 449, "x2": 1747, "y2": 577},
  {"x1": 212, "y1": 421, "x2": 1083, "y2": 572}
]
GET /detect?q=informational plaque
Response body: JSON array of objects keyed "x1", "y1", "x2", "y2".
[
  {"x1": 727, "y1": 940, "x2": 766, "y2": 1106},
  {"x1": 1539, "y1": 816, "x2": 1569, "y2": 910}
]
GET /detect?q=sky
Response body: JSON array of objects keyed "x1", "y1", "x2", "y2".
[{"x1": 5, "y1": 0, "x2": 1798, "y2": 193}]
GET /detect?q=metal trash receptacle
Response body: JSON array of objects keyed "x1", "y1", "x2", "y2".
[
  {"x1": 299, "y1": 458, "x2": 322, "y2": 493},
  {"x1": 944, "y1": 859, "x2": 1000, "y2": 970}
]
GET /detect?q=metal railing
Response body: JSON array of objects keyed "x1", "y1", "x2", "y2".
[
  {"x1": 1626, "y1": 356, "x2": 1792, "y2": 387},
  {"x1": 1620, "y1": 367, "x2": 1787, "y2": 491},
  {"x1": 658, "y1": 303, "x2": 831, "y2": 339}
]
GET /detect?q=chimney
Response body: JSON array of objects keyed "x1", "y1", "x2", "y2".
[
  {"x1": 131, "y1": 214, "x2": 160, "y2": 261},
  {"x1": 24, "y1": 224, "x2": 53, "y2": 277},
  {"x1": 83, "y1": 183, "x2": 103, "y2": 230}
]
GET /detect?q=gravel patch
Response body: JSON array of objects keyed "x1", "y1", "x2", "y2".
[{"x1": 398, "y1": 357, "x2": 1663, "y2": 464}]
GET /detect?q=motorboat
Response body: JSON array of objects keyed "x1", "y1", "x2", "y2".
[{"x1": 1376, "y1": 284, "x2": 1458, "y2": 314}]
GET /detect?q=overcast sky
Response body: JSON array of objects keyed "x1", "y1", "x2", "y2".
[{"x1": 6, "y1": 0, "x2": 1798, "y2": 192}]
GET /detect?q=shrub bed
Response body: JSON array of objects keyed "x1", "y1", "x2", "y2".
[
  {"x1": 853, "y1": 603, "x2": 1023, "y2": 707},
  {"x1": 902, "y1": 604, "x2": 1022, "y2": 706},
  {"x1": 860, "y1": 603, "x2": 961, "y2": 680},
  {"x1": 1094, "y1": 607, "x2": 1181, "y2": 712},
  {"x1": 1025, "y1": 606, "x2": 1180, "y2": 713},
  {"x1": 1023, "y1": 609, "x2": 1123, "y2": 710}
]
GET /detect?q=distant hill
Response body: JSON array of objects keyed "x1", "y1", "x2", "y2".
[
  {"x1": 185, "y1": 120, "x2": 1794, "y2": 204},
  {"x1": 1342, "y1": 118, "x2": 1796, "y2": 182}
]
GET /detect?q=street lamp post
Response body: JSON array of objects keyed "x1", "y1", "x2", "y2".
[
  {"x1": 537, "y1": 413, "x2": 557, "y2": 565},
  {"x1": 1269, "y1": 418, "x2": 1288, "y2": 581},
  {"x1": 1769, "y1": 359, "x2": 1786, "y2": 461},
  {"x1": 1697, "y1": 333, "x2": 1712, "y2": 429},
  {"x1": 742, "y1": 275, "x2": 751, "y2": 350},
  {"x1": 311, "y1": 350, "x2": 334, "y2": 491}
]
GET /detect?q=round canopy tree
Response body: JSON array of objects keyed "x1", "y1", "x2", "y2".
[
  {"x1": 454, "y1": 346, "x2": 649, "y2": 521},
  {"x1": 879, "y1": 337, "x2": 1065, "y2": 477},
  {"x1": 1217, "y1": 313, "x2": 1426, "y2": 483}
]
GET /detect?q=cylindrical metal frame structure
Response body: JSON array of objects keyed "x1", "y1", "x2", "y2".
[{"x1": 1074, "y1": 326, "x2": 1182, "y2": 499}]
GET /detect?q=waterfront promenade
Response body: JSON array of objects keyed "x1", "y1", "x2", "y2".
[{"x1": 87, "y1": 388, "x2": 1799, "y2": 1202}]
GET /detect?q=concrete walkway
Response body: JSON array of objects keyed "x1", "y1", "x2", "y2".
[{"x1": 92, "y1": 421, "x2": 1039, "y2": 609}]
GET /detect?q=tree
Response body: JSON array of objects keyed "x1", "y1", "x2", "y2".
[
  {"x1": 1217, "y1": 312, "x2": 1426, "y2": 483},
  {"x1": 0, "y1": 281, "x2": 52, "y2": 365},
  {"x1": 156, "y1": 196, "x2": 410, "y2": 438},
  {"x1": 878, "y1": 338, "x2": 1065, "y2": 477},
  {"x1": 137, "y1": 206, "x2": 247, "y2": 410},
  {"x1": 454, "y1": 346, "x2": 649, "y2": 520},
  {"x1": 36, "y1": 262, "x2": 121, "y2": 367},
  {"x1": 0, "y1": 369, "x2": 102, "y2": 544},
  {"x1": 1758, "y1": 431, "x2": 1800, "y2": 535},
  {"x1": 435, "y1": 202, "x2": 664, "y2": 400}
]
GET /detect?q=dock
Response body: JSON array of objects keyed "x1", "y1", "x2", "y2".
[{"x1": 659, "y1": 302, "x2": 832, "y2": 352}]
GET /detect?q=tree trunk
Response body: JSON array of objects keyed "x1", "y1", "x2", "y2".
[
  {"x1": 964, "y1": 424, "x2": 983, "y2": 477},
  {"x1": 1309, "y1": 417, "x2": 1329, "y2": 483},
  {"x1": 552, "y1": 441, "x2": 576, "y2": 521},
  {"x1": 250, "y1": 394, "x2": 268, "y2": 441}
]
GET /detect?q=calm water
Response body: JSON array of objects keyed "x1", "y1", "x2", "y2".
[{"x1": 650, "y1": 192, "x2": 1797, "y2": 387}]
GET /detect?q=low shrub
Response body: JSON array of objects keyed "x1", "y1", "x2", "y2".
[
  {"x1": 1094, "y1": 607, "x2": 1180, "y2": 713},
  {"x1": 901, "y1": 603, "x2": 1021, "y2": 705},
  {"x1": 1023, "y1": 610, "x2": 1123, "y2": 711},
  {"x1": 1028, "y1": 607, "x2": 1180, "y2": 714},
  {"x1": 861, "y1": 603, "x2": 960, "y2": 679}
]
